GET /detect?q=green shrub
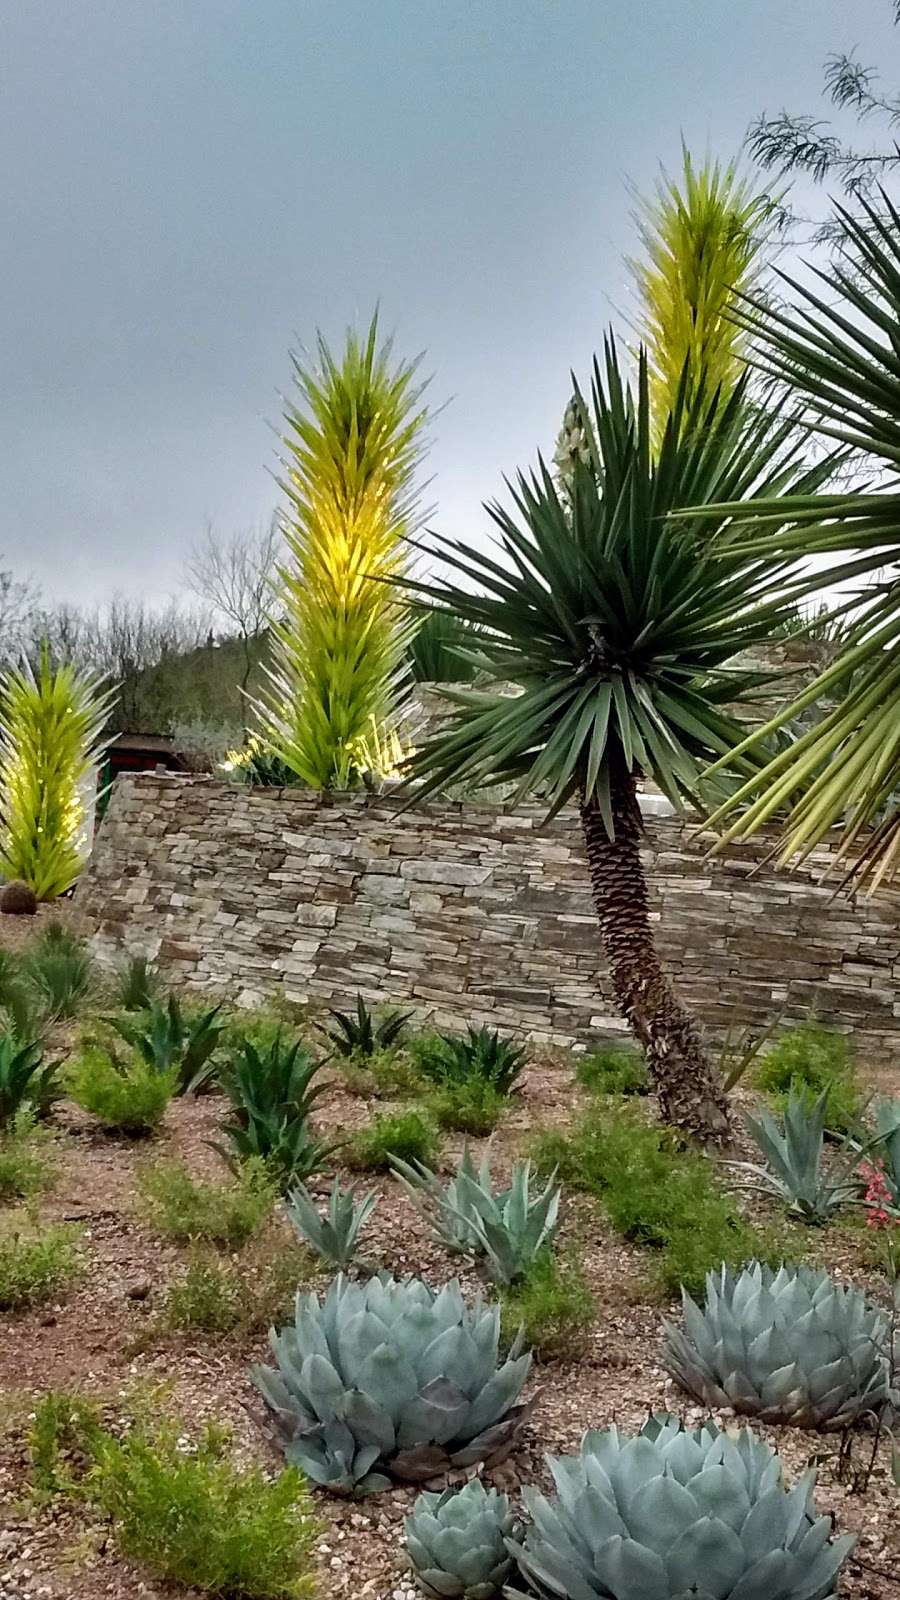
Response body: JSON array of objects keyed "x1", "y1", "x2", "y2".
[
  {"x1": 0, "y1": 1217, "x2": 81, "y2": 1308},
  {"x1": 0, "y1": 949, "x2": 42, "y2": 1039},
  {"x1": 500, "y1": 1252, "x2": 594, "y2": 1360},
  {"x1": 68, "y1": 1047, "x2": 176, "y2": 1134},
  {"x1": 29, "y1": 1389, "x2": 103, "y2": 1499},
  {"x1": 162, "y1": 1239, "x2": 315, "y2": 1338},
  {"x1": 575, "y1": 1043, "x2": 649, "y2": 1097},
  {"x1": 112, "y1": 954, "x2": 161, "y2": 1012},
  {"x1": 0, "y1": 1111, "x2": 55, "y2": 1201},
  {"x1": 0, "y1": 1031, "x2": 59, "y2": 1125},
  {"x1": 349, "y1": 1108, "x2": 440, "y2": 1172},
  {"x1": 428, "y1": 1077, "x2": 507, "y2": 1134},
  {"x1": 89, "y1": 1419, "x2": 320, "y2": 1597},
  {"x1": 21, "y1": 924, "x2": 95, "y2": 1020},
  {"x1": 337, "y1": 1046, "x2": 424, "y2": 1098},
  {"x1": 223, "y1": 1004, "x2": 307, "y2": 1058},
  {"x1": 218, "y1": 1036, "x2": 335, "y2": 1190},
  {"x1": 410, "y1": 1026, "x2": 525, "y2": 1096},
  {"x1": 108, "y1": 994, "x2": 225, "y2": 1095},
  {"x1": 754, "y1": 1023, "x2": 862, "y2": 1132},
  {"x1": 138, "y1": 1157, "x2": 277, "y2": 1248},
  {"x1": 164, "y1": 1255, "x2": 244, "y2": 1335},
  {"x1": 531, "y1": 1105, "x2": 768, "y2": 1299}
]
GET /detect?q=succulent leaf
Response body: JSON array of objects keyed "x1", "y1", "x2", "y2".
[
  {"x1": 252, "y1": 1273, "x2": 532, "y2": 1495},
  {"x1": 665, "y1": 1262, "x2": 894, "y2": 1430},
  {"x1": 506, "y1": 1415, "x2": 853, "y2": 1599},
  {"x1": 392, "y1": 1144, "x2": 559, "y2": 1284}
]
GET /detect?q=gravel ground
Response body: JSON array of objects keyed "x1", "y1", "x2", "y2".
[{"x1": 0, "y1": 1001, "x2": 898, "y2": 1598}]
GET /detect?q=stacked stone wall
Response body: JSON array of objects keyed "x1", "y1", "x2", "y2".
[{"x1": 78, "y1": 774, "x2": 900, "y2": 1060}]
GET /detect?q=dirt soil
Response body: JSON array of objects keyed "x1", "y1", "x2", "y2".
[{"x1": 0, "y1": 942, "x2": 898, "y2": 1597}]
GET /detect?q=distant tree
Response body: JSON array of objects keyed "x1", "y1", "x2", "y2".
[
  {"x1": 748, "y1": 3, "x2": 900, "y2": 241},
  {"x1": 0, "y1": 560, "x2": 40, "y2": 663},
  {"x1": 25, "y1": 597, "x2": 212, "y2": 733},
  {"x1": 185, "y1": 521, "x2": 280, "y2": 712}
]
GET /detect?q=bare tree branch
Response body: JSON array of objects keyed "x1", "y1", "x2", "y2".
[
  {"x1": 186, "y1": 520, "x2": 279, "y2": 644},
  {"x1": 746, "y1": 5, "x2": 900, "y2": 243},
  {"x1": 185, "y1": 521, "x2": 280, "y2": 718},
  {"x1": 0, "y1": 560, "x2": 41, "y2": 663}
]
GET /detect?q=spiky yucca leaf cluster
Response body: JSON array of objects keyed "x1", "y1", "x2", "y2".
[
  {"x1": 403, "y1": 345, "x2": 830, "y2": 829},
  {"x1": 506, "y1": 1413, "x2": 854, "y2": 1600},
  {"x1": 698, "y1": 195, "x2": 900, "y2": 890},
  {"x1": 258, "y1": 314, "x2": 429, "y2": 789},
  {"x1": 0, "y1": 643, "x2": 113, "y2": 900},
  {"x1": 665, "y1": 1262, "x2": 893, "y2": 1431},
  {"x1": 251, "y1": 1274, "x2": 532, "y2": 1495},
  {"x1": 405, "y1": 1478, "x2": 520, "y2": 1599},
  {"x1": 629, "y1": 148, "x2": 776, "y2": 438}
]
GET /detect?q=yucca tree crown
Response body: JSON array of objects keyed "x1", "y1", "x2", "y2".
[{"x1": 406, "y1": 339, "x2": 829, "y2": 827}]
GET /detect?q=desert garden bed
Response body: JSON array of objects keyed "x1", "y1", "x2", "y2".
[{"x1": 0, "y1": 920, "x2": 899, "y2": 1600}]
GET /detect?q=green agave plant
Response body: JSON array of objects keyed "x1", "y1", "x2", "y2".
[
  {"x1": 108, "y1": 994, "x2": 224, "y2": 1095},
  {"x1": 251, "y1": 1273, "x2": 532, "y2": 1495},
  {"x1": 257, "y1": 313, "x2": 429, "y2": 789},
  {"x1": 665, "y1": 1262, "x2": 894, "y2": 1430},
  {"x1": 0, "y1": 642, "x2": 114, "y2": 900},
  {"x1": 505, "y1": 1413, "x2": 855, "y2": 1600},
  {"x1": 404, "y1": 1478, "x2": 521, "y2": 1599},
  {"x1": 392, "y1": 1144, "x2": 560, "y2": 1285},
  {"x1": 737, "y1": 1087, "x2": 861, "y2": 1223},
  {"x1": 414, "y1": 1027, "x2": 526, "y2": 1097},
  {"x1": 285, "y1": 1176, "x2": 378, "y2": 1267},
  {"x1": 217, "y1": 1035, "x2": 335, "y2": 1190},
  {"x1": 317, "y1": 993, "x2": 411, "y2": 1060},
  {"x1": 0, "y1": 1032, "x2": 59, "y2": 1126}
]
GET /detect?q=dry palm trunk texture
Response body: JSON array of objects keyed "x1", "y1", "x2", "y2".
[{"x1": 580, "y1": 766, "x2": 731, "y2": 1141}]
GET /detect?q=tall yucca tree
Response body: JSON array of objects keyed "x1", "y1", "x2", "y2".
[
  {"x1": 699, "y1": 194, "x2": 900, "y2": 890},
  {"x1": 403, "y1": 347, "x2": 830, "y2": 1138},
  {"x1": 630, "y1": 149, "x2": 777, "y2": 435},
  {"x1": 258, "y1": 314, "x2": 429, "y2": 788},
  {"x1": 0, "y1": 642, "x2": 113, "y2": 900}
]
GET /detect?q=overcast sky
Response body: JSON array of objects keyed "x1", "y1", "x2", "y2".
[{"x1": 2, "y1": 0, "x2": 896, "y2": 608}]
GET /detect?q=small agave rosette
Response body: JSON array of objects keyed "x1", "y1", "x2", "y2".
[
  {"x1": 404, "y1": 1478, "x2": 520, "y2": 1598},
  {"x1": 664, "y1": 1262, "x2": 894, "y2": 1429},
  {"x1": 505, "y1": 1414, "x2": 854, "y2": 1600},
  {"x1": 250, "y1": 1273, "x2": 532, "y2": 1495}
]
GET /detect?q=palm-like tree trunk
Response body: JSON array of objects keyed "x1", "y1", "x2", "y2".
[{"x1": 579, "y1": 765, "x2": 731, "y2": 1141}]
